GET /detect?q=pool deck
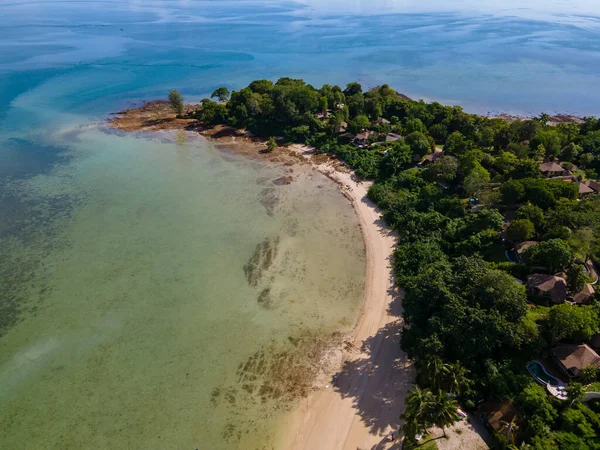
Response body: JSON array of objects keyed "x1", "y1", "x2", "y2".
[{"x1": 527, "y1": 360, "x2": 568, "y2": 400}]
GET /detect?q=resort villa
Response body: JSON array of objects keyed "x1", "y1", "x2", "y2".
[
  {"x1": 579, "y1": 181, "x2": 595, "y2": 197},
  {"x1": 540, "y1": 161, "x2": 566, "y2": 178},
  {"x1": 583, "y1": 180, "x2": 600, "y2": 193},
  {"x1": 354, "y1": 131, "x2": 372, "y2": 146},
  {"x1": 526, "y1": 274, "x2": 568, "y2": 304},
  {"x1": 552, "y1": 344, "x2": 600, "y2": 379}
]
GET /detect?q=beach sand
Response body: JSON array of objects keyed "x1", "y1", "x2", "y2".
[{"x1": 276, "y1": 145, "x2": 415, "y2": 450}]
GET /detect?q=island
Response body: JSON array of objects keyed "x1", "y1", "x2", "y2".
[{"x1": 110, "y1": 78, "x2": 600, "y2": 450}]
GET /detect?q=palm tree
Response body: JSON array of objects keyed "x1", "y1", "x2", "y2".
[
  {"x1": 400, "y1": 411, "x2": 421, "y2": 445},
  {"x1": 499, "y1": 415, "x2": 520, "y2": 445},
  {"x1": 401, "y1": 386, "x2": 435, "y2": 447},
  {"x1": 405, "y1": 385, "x2": 435, "y2": 422},
  {"x1": 442, "y1": 361, "x2": 470, "y2": 395},
  {"x1": 420, "y1": 355, "x2": 451, "y2": 391},
  {"x1": 431, "y1": 389, "x2": 458, "y2": 438},
  {"x1": 387, "y1": 155, "x2": 403, "y2": 175}
]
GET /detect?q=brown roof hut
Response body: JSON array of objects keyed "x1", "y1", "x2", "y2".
[
  {"x1": 354, "y1": 131, "x2": 372, "y2": 146},
  {"x1": 371, "y1": 118, "x2": 390, "y2": 127},
  {"x1": 479, "y1": 400, "x2": 524, "y2": 437},
  {"x1": 385, "y1": 133, "x2": 402, "y2": 143},
  {"x1": 421, "y1": 149, "x2": 444, "y2": 165},
  {"x1": 571, "y1": 284, "x2": 595, "y2": 305},
  {"x1": 335, "y1": 121, "x2": 348, "y2": 134},
  {"x1": 540, "y1": 161, "x2": 566, "y2": 178},
  {"x1": 579, "y1": 182, "x2": 595, "y2": 197},
  {"x1": 553, "y1": 344, "x2": 600, "y2": 378},
  {"x1": 527, "y1": 274, "x2": 568, "y2": 303},
  {"x1": 584, "y1": 180, "x2": 600, "y2": 194}
]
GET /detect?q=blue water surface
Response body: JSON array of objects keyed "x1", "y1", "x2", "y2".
[
  {"x1": 1, "y1": 0, "x2": 599, "y2": 284},
  {"x1": 1, "y1": 0, "x2": 600, "y2": 124}
]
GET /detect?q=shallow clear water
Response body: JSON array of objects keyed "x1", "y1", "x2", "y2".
[
  {"x1": 1, "y1": 1, "x2": 600, "y2": 449},
  {"x1": 0, "y1": 128, "x2": 365, "y2": 449}
]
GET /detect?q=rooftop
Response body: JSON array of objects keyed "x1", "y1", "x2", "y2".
[
  {"x1": 553, "y1": 344, "x2": 600, "y2": 372},
  {"x1": 584, "y1": 180, "x2": 600, "y2": 193},
  {"x1": 423, "y1": 149, "x2": 444, "y2": 163},
  {"x1": 371, "y1": 118, "x2": 390, "y2": 126},
  {"x1": 540, "y1": 161, "x2": 565, "y2": 173},
  {"x1": 479, "y1": 400, "x2": 524, "y2": 433},
  {"x1": 527, "y1": 273, "x2": 567, "y2": 303},
  {"x1": 579, "y1": 182, "x2": 595, "y2": 195},
  {"x1": 385, "y1": 133, "x2": 402, "y2": 143},
  {"x1": 572, "y1": 284, "x2": 595, "y2": 305},
  {"x1": 355, "y1": 131, "x2": 372, "y2": 141}
]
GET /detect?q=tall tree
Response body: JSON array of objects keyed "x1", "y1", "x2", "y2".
[
  {"x1": 548, "y1": 304, "x2": 599, "y2": 343},
  {"x1": 463, "y1": 163, "x2": 490, "y2": 197},
  {"x1": 400, "y1": 412, "x2": 421, "y2": 445},
  {"x1": 431, "y1": 389, "x2": 458, "y2": 437},
  {"x1": 168, "y1": 89, "x2": 184, "y2": 116},
  {"x1": 442, "y1": 361, "x2": 470, "y2": 395},
  {"x1": 566, "y1": 263, "x2": 586, "y2": 292},
  {"x1": 522, "y1": 238, "x2": 573, "y2": 272},
  {"x1": 405, "y1": 385, "x2": 435, "y2": 423},
  {"x1": 507, "y1": 219, "x2": 535, "y2": 242},
  {"x1": 211, "y1": 87, "x2": 230, "y2": 102},
  {"x1": 421, "y1": 355, "x2": 451, "y2": 391}
]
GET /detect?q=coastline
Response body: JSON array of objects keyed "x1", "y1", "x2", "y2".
[
  {"x1": 276, "y1": 145, "x2": 414, "y2": 450},
  {"x1": 108, "y1": 103, "x2": 415, "y2": 449}
]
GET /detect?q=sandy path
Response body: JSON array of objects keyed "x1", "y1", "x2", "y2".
[{"x1": 277, "y1": 145, "x2": 415, "y2": 450}]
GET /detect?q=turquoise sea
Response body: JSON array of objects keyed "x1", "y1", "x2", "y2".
[{"x1": 1, "y1": 1, "x2": 600, "y2": 449}]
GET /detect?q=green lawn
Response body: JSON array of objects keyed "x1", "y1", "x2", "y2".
[{"x1": 416, "y1": 434, "x2": 439, "y2": 450}]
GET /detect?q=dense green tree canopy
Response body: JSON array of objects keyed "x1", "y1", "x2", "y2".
[
  {"x1": 211, "y1": 86, "x2": 231, "y2": 102},
  {"x1": 522, "y1": 239, "x2": 573, "y2": 272},
  {"x1": 547, "y1": 303, "x2": 599, "y2": 343},
  {"x1": 507, "y1": 219, "x2": 535, "y2": 242}
]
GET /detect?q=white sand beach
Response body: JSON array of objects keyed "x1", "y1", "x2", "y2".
[{"x1": 277, "y1": 145, "x2": 415, "y2": 450}]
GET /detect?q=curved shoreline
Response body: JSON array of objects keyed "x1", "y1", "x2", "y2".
[
  {"x1": 276, "y1": 145, "x2": 414, "y2": 450},
  {"x1": 107, "y1": 105, "x2": 415, "y2": 449}
]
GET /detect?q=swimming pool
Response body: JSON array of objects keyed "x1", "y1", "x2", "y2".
[{"x1": 527, "y1": 360, "x2": 561, "y2": 387}]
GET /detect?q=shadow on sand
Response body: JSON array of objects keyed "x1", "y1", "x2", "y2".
[{"x1": 331, "y1": 279, "x2": 415, "y2": 448}]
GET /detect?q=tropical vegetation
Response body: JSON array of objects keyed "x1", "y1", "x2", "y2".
[{"x1": 186, "y1": 78, "x2": 600, "y2": 449}]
